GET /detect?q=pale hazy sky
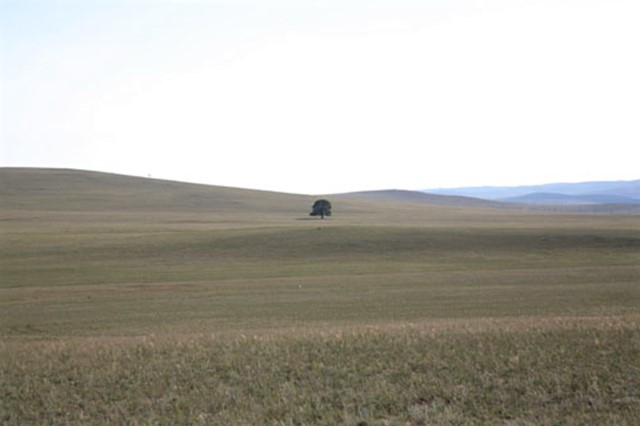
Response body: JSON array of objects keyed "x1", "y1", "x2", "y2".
[{"x1": 1, "y1": 0, "x2": 639, "y2": 194}]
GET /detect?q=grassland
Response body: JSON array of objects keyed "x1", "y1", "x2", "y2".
[{"x1": 1, "y1": 168, "x2": 640, "y2": 424}]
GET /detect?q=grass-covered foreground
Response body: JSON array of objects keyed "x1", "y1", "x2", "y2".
[{"x1": 3, "y1": 317, "x2": 640, "y2": 425}]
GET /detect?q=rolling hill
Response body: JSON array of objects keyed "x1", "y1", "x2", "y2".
[
  {"x1": 331, "y1": 189, "x2": 508, "y2": 209},
  {"x1": 0, "y1": 167, "x2": 310, "y2": 214},
  {"x1": 2, "y1": 168, "x2": 639, "y2": 217},
  {"x1": 1, "y1": 168, "x2": 519, "y2": 229}
]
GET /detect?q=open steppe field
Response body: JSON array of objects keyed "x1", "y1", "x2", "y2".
[{"x1": 2, "y1": 169, "x2": 640, "y2": 424}]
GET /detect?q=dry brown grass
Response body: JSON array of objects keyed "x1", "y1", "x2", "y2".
[{"x1": 3, "y1": 314, "x2": 639, "y2": 425}]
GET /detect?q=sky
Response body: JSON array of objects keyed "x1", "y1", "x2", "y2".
[{"x1": 1, "y1": 0, "x2": 639, "y2": 194}]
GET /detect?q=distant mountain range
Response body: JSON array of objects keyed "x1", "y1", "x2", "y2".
[{"x1": 423, "y1": 180, "x2": 640, "y2": 206}]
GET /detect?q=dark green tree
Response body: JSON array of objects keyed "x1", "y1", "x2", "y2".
[{"x1": 310, "y1": 199, "x2": 332, "y2": 219}]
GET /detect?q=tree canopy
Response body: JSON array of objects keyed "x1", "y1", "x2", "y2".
[{"x1": 310, "y1": 199, "x2": 332, "y2": 219}]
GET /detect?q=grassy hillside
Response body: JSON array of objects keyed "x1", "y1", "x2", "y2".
[
  {"x1": 0, "y1": 168, "x2": 505, "y2": 221},
  {"x1": 2, "y1": 167, "x2": 639, "y2": 335},
  {"x1": 2, "y1": 167, "x2": 591, "y2": 228},
  {"x1": 2, "y1": 168, "x2": 640, "y2": 424},
  {"x1": 0, "y1": 167, "x2": 311, "y2": 215},
  {"x1": 332, "y1": 189, "x2": 509, "y2": 209}
]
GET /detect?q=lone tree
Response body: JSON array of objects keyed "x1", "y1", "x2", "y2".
[{"x1": 310, "y1": 199, "x2": 332, "y2": 219}]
